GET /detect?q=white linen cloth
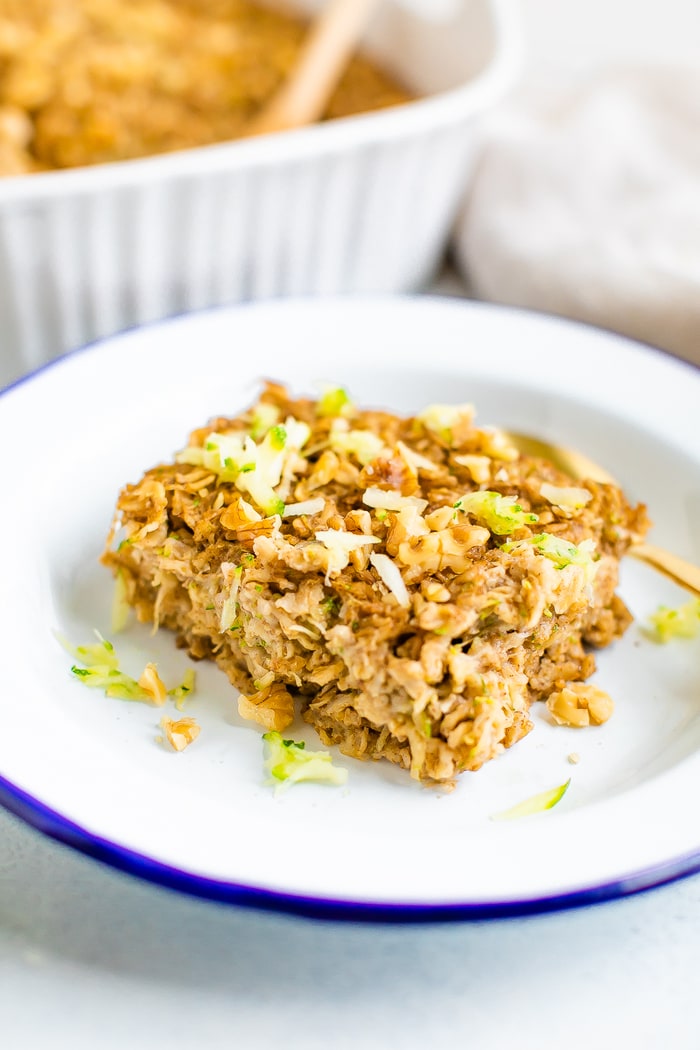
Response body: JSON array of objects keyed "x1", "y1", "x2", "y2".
[{"x1": 452, "y1": 68, "x2": 700, "y2": 367}]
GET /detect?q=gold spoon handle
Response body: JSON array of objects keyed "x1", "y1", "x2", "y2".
[
  {"x1": 628, "y1": 543, "x2": 700, "y2": 598},
  {"x1": 504, "y1": 432, "x2": 616, "y2": 484},
  {"x1": 505, "y1": 430, "x2": 700, "y2": 599},
  {"x1": 244, "y1": 0, "x2": 381, "y2": 138}
]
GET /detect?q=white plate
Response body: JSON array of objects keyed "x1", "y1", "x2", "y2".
[{"x1": 1, "y1": 295, "x2": 699, "y2": 921}]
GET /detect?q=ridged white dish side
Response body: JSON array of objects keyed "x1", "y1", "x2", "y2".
[{"x1": 0, "y1": 0, "x2": 520, "y2": 387}]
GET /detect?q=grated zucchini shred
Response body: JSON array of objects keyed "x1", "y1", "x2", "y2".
[
  {"x1": 649, "y1": 598, "x2": 700, "y2": 642},
  {"x1": 491, "y1": 778, "x2": 571, "y2": 821},
  {"x1": 176, "y1": 415, "x2": 310, "y2": 516},
  {"x1": 316, "y1": 386, "x2": 354, "y2": 418},
  {"x1": 502, "y1": 532, "x2": 598, "y2": 578},
  {"x1": 454, "y1": 490, "x2": 539, "y2": 536},
  {"x1": 58, "y1": 630, "x2": 196, "y2": 706},
  {"x1": 262, "y1": 730, "x2": 348, "y2": 791}
]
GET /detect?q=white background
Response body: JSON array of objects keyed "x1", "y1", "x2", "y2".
[
  {"x1": 2, "y1": 2, "x2": 699, "y2": 1047},
  {"x1": 518, "y1": 0, "x2": 700, "y2": 75}
]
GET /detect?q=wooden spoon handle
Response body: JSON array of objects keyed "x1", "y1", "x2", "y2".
[{"x1": 244, "y1": 0, "x2": 381, "y2": 137}]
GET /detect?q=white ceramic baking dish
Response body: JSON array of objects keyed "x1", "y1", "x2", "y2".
[{"x1": 0, "y1": 0, "x2": 520, "y2": 388}]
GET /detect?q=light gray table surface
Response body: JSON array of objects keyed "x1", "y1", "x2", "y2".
[{"x1": 1, "y1": 801, "x2": 699, "y2": 1050}]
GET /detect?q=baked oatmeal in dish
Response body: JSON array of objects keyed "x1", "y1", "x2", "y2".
[
  {"x1": 102, "y1": 382, "x2": 650, "y2": 786},
  {"x1": 0, "y1": 0, "x2": 411, "y2": 175}
]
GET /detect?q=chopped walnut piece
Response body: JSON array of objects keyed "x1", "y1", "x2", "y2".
[
  {"x1": 160, "y1": 716, "x2": 201, "y2": 752},
  {"x1": 478, "y1": 428, "x2": 519, "y2": 461},
  {"x1": 385, "y1": 505, "x2": 430, "y2": 554},
  {"x1": 219, "y1": 497, "x2": 279, "y2": 544},
  {"x1": 397, "y1": 524, "x2": 490, "y2": 575},
  {"x1": 238, "y1": 681, "x2": 295, "y2": 731},
  {"x1": 452, "y1": 453, "x2": 491, "y2": 484},
  {"x1": 138, "y1": 662, "x2": 167, "y2": 705},
  {"x1": 304, "y1": 450, "x2": 341, "y2": 491},
  {"x1": 360, "y1": 452, "x2": 417, "y2": 495},
  {"x1": 424, "y1": 505, "x2": 457, "y2": 531},
  {"x1": 220, "y1": 496, "x2": 261, "y2": 530},
  {"x1": 421, "y1": 579, "x2": 451, "y2": 603},
  {"x1": 396, "y1": 440, "x2": 443, "y2": 477},
  {"x1": 547, "y1": 683, "x2": 615, "y2": 727},
  {"x1": 345, "y1": 508, "x2": 373, "y2": 535}
]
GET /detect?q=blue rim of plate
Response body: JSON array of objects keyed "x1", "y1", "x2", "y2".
[
  {"x1": 2, "y1": 771, "x2": 700, "y2": 922},
  {"x1": 2, "y1": 300, "x2": 699, "y2": 922}
]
